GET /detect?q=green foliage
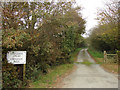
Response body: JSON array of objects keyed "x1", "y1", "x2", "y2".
[
  {"x1": 88, "y1": 48, "x2": 103, "y2": 58},
  {"x1": 75, "y1": 61, "x2": 94, "y2": 66},
  {"x1": 2, "y1": 61, "x2": 22, "y2": 88},
  {"x1": 31, "y1": 64, "x2": 74, "y2": 88},
  {"x1": 2, "y1": 2, "x2": 86, "y2": 88},
  {"x1": 3, "y1": 28, "x2": 31, "y2": 49},
  {"x1": 89, "y1": 24, "x2": 118, "y2": 53},
  {"x1": 88, "y1": 1, "x2": 118, "y2": 53},
  {"x1": 69, "y1": 48, "x2": 82, "y2": 63}
]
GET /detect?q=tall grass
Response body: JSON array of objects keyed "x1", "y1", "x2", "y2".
[{"x1": 88, "y1": 48, "x2": 103, "y2": 58}]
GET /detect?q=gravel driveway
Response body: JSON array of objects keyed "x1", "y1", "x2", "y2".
[{"x1": 61, "y1": 49, "x2": 118, "y2": 88}]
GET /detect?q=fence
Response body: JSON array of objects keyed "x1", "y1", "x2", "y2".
[{"x1": 104, "y1": 51, "x2": 118, "y2": 64}]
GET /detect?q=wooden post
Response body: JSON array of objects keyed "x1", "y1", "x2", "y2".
[
  {"x1": 104, "y1": 51, "x2": 107, "y2": 63},
  {"x1": 117, "y1": 51, "x2": 120, "y2": 79},
  {"x1": 117, "y1": 51, "x2": 120, "y2": 65},
  {"x1": 116, "y1": 51, "x2": 118, "y2": 64},
  {"x1": 23, "y1": 64, "x2": 26, "y2": 82}
]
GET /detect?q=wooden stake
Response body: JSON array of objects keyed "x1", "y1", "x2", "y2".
[
  {"x1": 104, "y1": 51, "x2": 107, "y2": 63},
  {"x1": 23, "y1": 64, "x2": 26, "y2": 82}
]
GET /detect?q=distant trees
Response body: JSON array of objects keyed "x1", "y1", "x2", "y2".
[
  {"x1": 1, "y1": 1, "x2": 86, "y2": 88},
  {"x1": 89, "y1": 0, "x2": 118, "y2": 53}
]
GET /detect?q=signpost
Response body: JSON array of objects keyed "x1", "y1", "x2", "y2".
[
  {"x1": 7, "y1": 51, "x2": 26, "y2": 82},
  {"x1": 7, "y1": 51, "x2": 26, "y2": 64}
]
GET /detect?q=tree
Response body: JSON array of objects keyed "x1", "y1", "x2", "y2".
[
  {"x1": 2, "y1": 1, "x2": 86, "y2": 88},
  {"x1": 89, "y1": 0, "x2": 118, "y2": 53}
]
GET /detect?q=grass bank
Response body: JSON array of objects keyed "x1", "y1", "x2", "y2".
[
  {"x1": 87, "y1": 48, "x2": 103, "y2": 58},
  {"x1": 88, "y1": 48, "x2": 118, "y2": 74},
  {"x1": 29, "y1": 64, "x2": 74, "y2": 88},
  {"x1": 70, "y1": 48, "x2": 82, "y2": 62},
  {"x1": 29, "y1": 48, "x2": 82, "y2": 88}
]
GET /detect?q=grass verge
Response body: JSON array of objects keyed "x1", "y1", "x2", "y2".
[
  {"x1": 87, "y1": 48, "x2": 103, "y2": 58},
  {"x1": 29, "y1": 48, "x2": 81, "y2": 88},
  {"x1": 29, "y1": 64, "x2": 74, "y2": 88},
  {"x1": 75, "y1": 61, "x2": 94, "y2": 66},
  {"x1": 88, "y1": 48, "x2": 118, "y2": 74},
  {"x1": 70, "y1": 48, "x2": 82, "y2": 62}
]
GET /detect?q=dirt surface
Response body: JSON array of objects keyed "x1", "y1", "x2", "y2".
[
  {"x1": 54, "y1": 65, "x2": 77, "y2": 88},
  {"x1": 59, "y1": 49, "x2": 118, "y2": 88}
]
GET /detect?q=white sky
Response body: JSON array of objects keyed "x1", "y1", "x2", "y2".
[{"x1": 75, "y1": 0, "x2": 110, "y2": 37}]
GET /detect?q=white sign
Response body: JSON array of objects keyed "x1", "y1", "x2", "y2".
[{"x1": 7, "y1": 51, "x2": 26, "y2": 64}]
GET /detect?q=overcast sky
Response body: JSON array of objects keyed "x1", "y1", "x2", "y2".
[{"x1": 75, "y1": 0, "x2": 110, "y2": 37}]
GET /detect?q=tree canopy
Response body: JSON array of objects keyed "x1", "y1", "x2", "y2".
[
  {"x1": 1, "y1": 1, "x2": 86, "y2": 88},
  {"x1": 89, "y1": 0, "x2": 118, "y2": 53}
]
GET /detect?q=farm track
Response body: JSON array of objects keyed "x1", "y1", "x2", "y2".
[{"x1": 59, "y1": 49, "x2": 118, "y2": 88}]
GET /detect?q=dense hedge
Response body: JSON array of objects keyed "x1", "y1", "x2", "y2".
[
  {"x1": 89, "y1": 25, "x2": 118, "y2": 53},
  {"x1": 2, "y1": 2, "x2": 85, "y2": 88},
  {"x1": 2, "y1": 2, "x2": 86, "y2": 87},
  {"x1": 2, "y1": 28, "x2": 85, "y2": 88}
]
